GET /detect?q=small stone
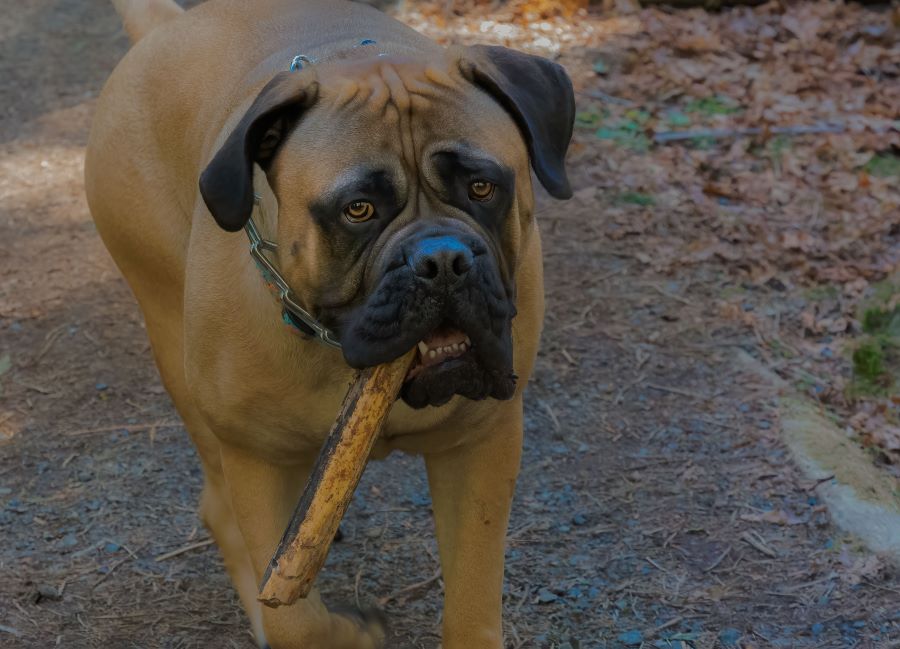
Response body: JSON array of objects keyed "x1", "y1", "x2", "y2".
[
  {"x1": 811, "y1": 622, "x2": 824, "y2": 636},
  {"x1": 33, "y1": 583, "x2": 61, "y2": 603},
  {"x1": 757, "y1": 419, "x2": 771, "y2": 430},
  {"x1": 95, "y1": 382, "x2": 108, "y2": 391},
  {"x1": 104, "y1": 542, "x2": 120, "y2": 553},
  {"x1": 536, "y1": 587, "x2": 558, "y2": 604},
  {"x1": 717, "y1": 628, "x2": 742, "y2": 647},
  {"x1": 572, "y1": 513, "x2": 587, "y2": 526},
  {"x1": 60, "y1": 533, "x2": 78, "y2": 548},
  {"x1": 617, "y1": 630, "x2": 643, "y2": 646}
]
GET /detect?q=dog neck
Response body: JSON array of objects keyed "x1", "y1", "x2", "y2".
[{"x1": 246, "y1": 169, "x2": 342, "y2": 348}]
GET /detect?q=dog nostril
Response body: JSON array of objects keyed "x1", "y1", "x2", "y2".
[
  {"x1": 452, "y1": 252, "x2": 472, "y2": 276},
  {"x1": 422, "y1": 258, "x2": 439, "y2": 279}
]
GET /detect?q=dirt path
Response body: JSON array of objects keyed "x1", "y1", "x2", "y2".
[{"x1": 1, "y1": 2, "x2": 898, "y2": 648}]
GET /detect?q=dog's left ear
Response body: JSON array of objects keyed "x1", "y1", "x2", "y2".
[
  {"x1": 458, "y1": 45, "x2": 575, "y2": 200},
  {"x1": 199, "y1": 70, "x2": 319, "y2": 232}
]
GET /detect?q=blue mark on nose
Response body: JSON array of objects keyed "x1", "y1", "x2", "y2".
[{"x1": 415, "y1": 236, "x2": 468, "y2": 257}]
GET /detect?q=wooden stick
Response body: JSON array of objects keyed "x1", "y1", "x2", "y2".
[{"x1": 258, "y1": 349, "x2": 416, "y2": 608}]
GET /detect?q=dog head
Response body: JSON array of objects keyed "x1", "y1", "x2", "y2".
[{"x1": 199, "y1": 45, "x2": 575, "y2": 408}]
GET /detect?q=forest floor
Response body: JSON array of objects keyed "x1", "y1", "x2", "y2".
[{"x1": 1, "y1": 1, "x2": 899, "y2": 648}]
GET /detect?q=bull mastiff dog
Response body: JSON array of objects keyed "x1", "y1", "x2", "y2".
[{"x1": 85, "y1": 0, "x2": 574, "y2": 646}]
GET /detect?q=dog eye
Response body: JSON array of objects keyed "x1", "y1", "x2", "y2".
[
  {"x1": 468, "y1": 180, "x2": 495, "y2": 202},
  {"x1": 343, "y1": 200, "x2": 376, "y2": 223}
]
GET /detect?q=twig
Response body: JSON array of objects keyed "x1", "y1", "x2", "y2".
[
  {"x1": 645, "y1": 616, "x2": 684, "y2": 638},
  {"x1": 377, "y1": 568, "x2": 442, "y2": 607},
  {"x1": 807, "y1": 474, "x2": 835, "y2": 491},
  {"x1": 703, "y1": 545, "x2": 731, "y2": 572},
  {"x1": 741, "y1": 531, "x2": 777, "y2": 558},
  {"x1": 15, "y1": 380, "x2": 54, "y2": 395},
  {"x1": 651, "y1": 284, "x2": 692, "y2": 305},
  {"x1": 93, "y1": 557, "x2": 129, "y2": 588},
  {"x1": 0, "y1": 625, "x2": 22, "y2": 638},
  {"x1": 537, "y1": 399, "x2": 561, "y2": 433},
  {"x1": 67, "y1": 420, "x2": 180, "y2": 436},
  {"x1": 653, "y1": 122, "x2": 845, "y2": 144},
  {"x1": 646, "y1": 383, "x2": 711, "y2": 400},
  {"x1": 644, "y1": 556, "x2": 670, "y2": 574},
  {"x1": 33, "y1": 323, "x2": 67, "y2": 365},
  {"x1": 154, "y1": 538, "x2": 214, "y2": 562},
  {"x1": 615, "y1": 373, "x2": 646, "y2": 405}
]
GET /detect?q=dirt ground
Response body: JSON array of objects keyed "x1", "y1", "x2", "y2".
[{"x1": 1, "y1": 1, "x2": 899, "y2": 648}]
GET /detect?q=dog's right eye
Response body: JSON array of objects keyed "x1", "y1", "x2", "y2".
[{"x1": 343, "y1": 200, "x2": 376, "y2": 223}]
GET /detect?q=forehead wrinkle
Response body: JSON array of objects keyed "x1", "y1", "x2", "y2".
[
  {"x1": 365, "y1": 73, "x2": 391, "y2": 114},
  {"x1": 424, "y1": 65, "x2": 456, "y2": 89},
  {"x1": 379, "y1": 64, "x2": 411, "y2": 114},
  {"x1": 333, "y1": 79, "x2": 361, "y2": 108}
]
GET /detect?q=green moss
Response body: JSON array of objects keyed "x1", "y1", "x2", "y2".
[
  {"x1": 595, "y1": 126, "x2": 650, "y2": 152},
  {"x1": 685, "y1": 95, "x2": 742, "y2": 117},
  {"x1": 863, "y1": 152, "x2": 900, "y2": 178},
  {"x1": 862, "y1": 306, "x2": 900, "y2": 337},
  {"x1": 575, "y1": 111, "x2": 603, "y2": 129},
  {"x1": 853, "y1": 342, "x2": 885, "y2": 380},
  {"x1": 616, "y1": 191, "x2": 655, "y2": 206},
  {"x1": 804, "y1": 285, "x2": 840, "y2": 302}
]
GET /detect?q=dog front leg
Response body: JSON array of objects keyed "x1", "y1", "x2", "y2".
[
  {"x1": 425, "y1": 399, "x2": 524, "y2": 649},
  {"x1": 218, "y1": 443, "x2": 385, "y2": 649}
]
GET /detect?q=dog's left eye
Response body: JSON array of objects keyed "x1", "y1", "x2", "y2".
[
  {"x1": 343, "y1": 200, "x2": 376, "y2": 223},
  {"x1": 468, "y1": 180, "x2": 496, "y2": 202}
]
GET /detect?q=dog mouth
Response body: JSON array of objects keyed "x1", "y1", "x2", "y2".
[{"x1": 406, "y1": 324, "x2": 473, "y2": 381}]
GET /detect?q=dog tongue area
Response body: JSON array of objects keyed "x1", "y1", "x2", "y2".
[{"x1": 406, "y1": 326, "x2": 471, "y2": 379}]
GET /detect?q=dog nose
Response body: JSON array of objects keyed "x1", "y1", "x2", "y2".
[{"x1": 408, "y1": 235, "x2": 474, "y2": 285}]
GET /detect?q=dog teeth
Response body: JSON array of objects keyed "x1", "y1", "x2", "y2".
[{"x1": 418, "y1": 336, "x2": 471, "y2": 362}]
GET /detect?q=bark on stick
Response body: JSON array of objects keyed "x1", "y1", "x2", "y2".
[{"x1": 258, "y1": 349, "x2": 416, "y2": 607}]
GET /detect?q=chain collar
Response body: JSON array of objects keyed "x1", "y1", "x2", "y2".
[{"x1": 245, "y1": 195, "x2": 342, "y2": 349}]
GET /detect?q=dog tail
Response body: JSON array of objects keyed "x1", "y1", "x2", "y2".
[{"x1": 112, "y1": 0, "x2": 183, "y2": 44}]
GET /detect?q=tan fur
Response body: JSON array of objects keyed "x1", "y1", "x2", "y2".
[
  {"x1": 111, "y1": 0, "x2": 183, "y2": 43},
  {"x1": 85, "y1": 1, "x2": 546, "y2": 647}
]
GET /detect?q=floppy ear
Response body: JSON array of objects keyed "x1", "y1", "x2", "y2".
[
  {"x1": 458, "y1": 45, "x2": 575, "y2": 200},
  {"x1": 199, "y1": 71, "x2": 319, "y2": 232}
]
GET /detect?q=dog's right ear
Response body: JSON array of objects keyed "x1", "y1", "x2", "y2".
[{"x1": 199, "y1": 71, "x2": 319, "y2": 232}]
